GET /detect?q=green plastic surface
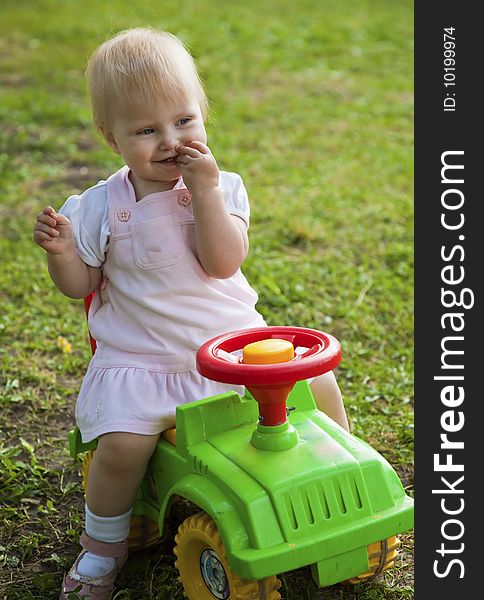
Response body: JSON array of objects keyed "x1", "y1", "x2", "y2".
[{"x1": 70, "y1": 380, "x2": 414, "y2": 586}]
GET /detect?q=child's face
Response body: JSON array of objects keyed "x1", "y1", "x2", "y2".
[{"x1": 102, "y1": 94, "x2": 207, "y2": 196}]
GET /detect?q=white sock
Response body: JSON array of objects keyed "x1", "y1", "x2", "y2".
[{"x1": 77, "y1": 504, "x2": 132, "y2": 578}]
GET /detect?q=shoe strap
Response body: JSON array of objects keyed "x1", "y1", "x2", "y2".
[{"x1": 80, "y1": 531, "x2": 128, "y2": 558}]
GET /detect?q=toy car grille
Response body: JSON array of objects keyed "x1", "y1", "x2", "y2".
[{"x1": 277, "y1": 474, "x2": 371, "y2": 538}]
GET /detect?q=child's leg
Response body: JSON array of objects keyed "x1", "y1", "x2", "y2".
[
  {"x1": 310, "y1": 372, "x2": 350, "y2": 432},
  {"x1": 86, "y1": 432, "x2": 159, "y2": 516},
  {"x1": 61, "y1": 432, "x2": 159, "y2": 598}
]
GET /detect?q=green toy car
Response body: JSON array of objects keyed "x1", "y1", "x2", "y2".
[{"x1": 69, "y1": 326, "x2": 414, "y2": 600}]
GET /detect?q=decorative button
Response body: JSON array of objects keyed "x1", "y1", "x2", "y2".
[
  {"x1": 117, "y1": 209, "x2": 131, "y2": 222},
  {"x1": 178, "y1": 190, "x2": 192, "y2": 207}
]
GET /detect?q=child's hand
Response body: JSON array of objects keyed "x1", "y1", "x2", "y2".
[
  {"x1": 175, "y1": 141, "x2": 220, "y2": 195},
  {"x1": 33, "y1": 206, "x2": 75, "y2": 255}
]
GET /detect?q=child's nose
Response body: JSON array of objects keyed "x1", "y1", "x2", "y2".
[{"x1": 159, "y1": 131, "x2": 178, "y2": 151}]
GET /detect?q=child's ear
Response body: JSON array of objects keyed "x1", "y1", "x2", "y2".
[{"x1": 98, "y1": 124, "x2": 121, "y2": 155}]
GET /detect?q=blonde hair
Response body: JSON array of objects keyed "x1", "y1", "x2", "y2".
[{"x1": 86, "y1": 27, "x2": 208, "y2": 130}]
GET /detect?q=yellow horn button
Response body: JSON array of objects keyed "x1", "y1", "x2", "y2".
[{"x1": 242, "y1": 339, "x2": 295, "y2": 365}]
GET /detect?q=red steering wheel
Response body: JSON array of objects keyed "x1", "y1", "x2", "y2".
[{"x1": 196, "y1": 326, "x2": 341, "y2": 386}]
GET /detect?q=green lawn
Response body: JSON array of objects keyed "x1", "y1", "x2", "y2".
[{"x1": 0, "y1": 1, "x2": 414, "y2": 598}]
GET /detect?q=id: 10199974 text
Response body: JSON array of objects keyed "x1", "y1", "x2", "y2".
[{"x1": 443, "y1": 27, "x2": 456, "y2": 112}]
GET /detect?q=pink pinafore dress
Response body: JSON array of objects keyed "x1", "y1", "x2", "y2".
[{"x1": 73, "y1": 166, "x2": 265, "y2": 442}]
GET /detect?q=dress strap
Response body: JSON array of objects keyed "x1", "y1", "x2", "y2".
[{"x1": 106, "y1": 166, "x2": 136, "y2": 234}]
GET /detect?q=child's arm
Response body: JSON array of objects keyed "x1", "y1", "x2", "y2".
[
  {"x1": 175, "y1": 141, "x2": 248, "y2": 279},
  {"x1": 34, "y1": 206, "x2": 101, "y2": 298}
]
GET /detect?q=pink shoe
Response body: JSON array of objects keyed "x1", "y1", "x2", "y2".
[{"x1": 59, "y1": 531, "x2": 128, "y2": 599}]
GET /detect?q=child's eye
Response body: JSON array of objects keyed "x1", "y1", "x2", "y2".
[
  {"x1": 137, "y1": 128, "x2": 155, "y2": 135},
  {"x1": 177, "y1": 117, "x2": 191, "y2": 126}
]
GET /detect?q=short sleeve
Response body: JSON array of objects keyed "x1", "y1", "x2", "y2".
[
  {"x1": 58, "y1": 182, "x2": 110, "y2": 267},
  {"x1": 219, "y1": 171, "x2": 251, "y2": 228}
]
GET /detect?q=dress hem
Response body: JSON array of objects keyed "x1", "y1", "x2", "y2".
[{"x1": 79, "y1": 420, "x2": 175, "y2": 444}]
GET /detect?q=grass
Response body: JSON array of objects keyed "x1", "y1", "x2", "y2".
[{"x1": 0, "y1": 0, "x2": 414, "y2": 598}]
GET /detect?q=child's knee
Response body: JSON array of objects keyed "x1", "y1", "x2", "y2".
[
  {"x1": 95, "y1": 432, "x2": 158, "y2": 475},
  {"x1": 310, "y1": 371, "x2": 342, "y2": 403}
]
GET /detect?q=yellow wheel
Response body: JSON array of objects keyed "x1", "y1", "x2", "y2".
[
  {"x1": 344, "y1": 535, "x2": 401, "y2": 584},
  {"x1": 174, "y1": 511, "x2": 281, "y2": 600},
  {"x1": 80, "y1": 449, "x2": 95, "y2": 493},
  {"x1": 80, "y1": 449, "x2": 160, "y2": 551}
]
